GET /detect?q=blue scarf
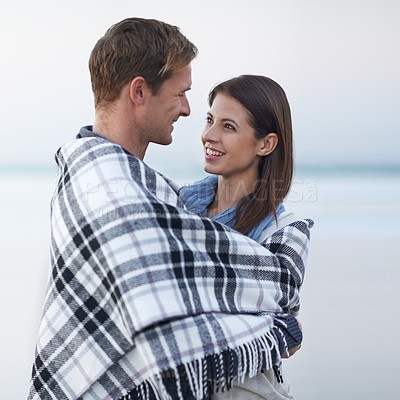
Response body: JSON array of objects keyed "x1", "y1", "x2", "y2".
[{"x1": 179, "y1": 175, "x2": 284, "y2": 242}]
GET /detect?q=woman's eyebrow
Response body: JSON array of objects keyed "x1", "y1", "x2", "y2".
[{"x1": 221, "y1": 117, "x2": 239, "y2": 127}]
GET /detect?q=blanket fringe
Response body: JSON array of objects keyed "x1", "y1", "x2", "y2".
[{"x1": 119, "y1": 329, "x2": 279, "y2": 400}]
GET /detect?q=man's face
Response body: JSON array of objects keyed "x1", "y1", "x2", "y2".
[{"x1": 141, "y1": 64, "x2": 192, "y2": 146}]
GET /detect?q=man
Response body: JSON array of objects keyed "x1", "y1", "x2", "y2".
[{"x1": 28, "y1": 17, "x2": 309, "y2": 400}]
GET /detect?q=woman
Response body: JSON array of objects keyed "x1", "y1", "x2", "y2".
[{"x1": 179, "y1": 75, "x2": 310, "y2": 399}]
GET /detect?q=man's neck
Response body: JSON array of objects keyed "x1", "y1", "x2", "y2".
[{"x1": 93, "y1": 110, "x2": 147, "y2": 160}]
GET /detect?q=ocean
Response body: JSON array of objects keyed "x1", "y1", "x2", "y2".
[{"x1": 1, "y1": 166, "x2": 399, "y2": 399}]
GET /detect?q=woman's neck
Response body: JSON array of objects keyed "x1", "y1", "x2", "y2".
[{"x1": 207, "y1": 175, "x2": 257, "y2": 217}]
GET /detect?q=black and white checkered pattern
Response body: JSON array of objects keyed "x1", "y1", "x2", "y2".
[{"x1": 28, "y1": 134, "x2": 313, "y2": 400}]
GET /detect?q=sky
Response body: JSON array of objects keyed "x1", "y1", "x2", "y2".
[{"x1": 1, "y1": 0, "x2": 399, "y2": 179}]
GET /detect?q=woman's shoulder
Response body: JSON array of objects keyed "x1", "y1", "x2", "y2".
[
  {"x1": 178, "y1": 175, "x2": 218, "y2": 214},
  {"x1": 258, "y1": 210, "x2": 314, "y2": 243},
  {"x1": 257, "y1": 211, "x2": 308, "y2": 243}
]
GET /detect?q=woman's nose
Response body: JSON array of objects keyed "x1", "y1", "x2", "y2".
[{"x1": 202, "y1": 125, "x2": 217, "y2": 143}]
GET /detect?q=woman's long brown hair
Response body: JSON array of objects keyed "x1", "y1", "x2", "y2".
[{"x1": 208, "y1": 75, "x2": 293, "y2": 235}]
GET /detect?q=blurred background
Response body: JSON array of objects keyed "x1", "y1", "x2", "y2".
[{"x1": 1, "y1": 0, "x2": 399, "y2": 398}]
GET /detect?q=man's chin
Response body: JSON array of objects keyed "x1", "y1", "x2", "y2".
[{"x1": 153, "y1": 136, "x2": 173, "y2": 146}]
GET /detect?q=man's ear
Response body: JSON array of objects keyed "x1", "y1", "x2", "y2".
[
  {"x1": 129, "y1": 76, "x2": 148, "y2": 104},
  {"x1": 257, "y1": 133, "x2": 278, "y2": 156}
]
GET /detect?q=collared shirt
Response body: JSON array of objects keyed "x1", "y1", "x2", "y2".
[{"x1": 179, "y1": 175, "x2": 284, "y2": 242}]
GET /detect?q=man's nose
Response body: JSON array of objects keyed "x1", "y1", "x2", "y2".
[{"x1": 180, "y1": 96, "x2": 191, "y2": 117}]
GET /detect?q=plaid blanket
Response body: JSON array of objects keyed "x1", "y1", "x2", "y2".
[{"x1": 28, "y1": 133, "x2": 313, "y2": 400}]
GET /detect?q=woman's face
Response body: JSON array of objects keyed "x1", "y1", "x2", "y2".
[{"x1": 201, "y1": 93, "x2": 265, "y2": 184}]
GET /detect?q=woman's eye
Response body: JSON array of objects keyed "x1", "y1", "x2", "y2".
[
  {"x1": 225, "y1": 123, "x2": 235, "y2": 131},
  {"x1": 206, "y1": 116, "x2": 213, "y2": 124}
]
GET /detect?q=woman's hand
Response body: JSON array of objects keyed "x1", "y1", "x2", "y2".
[{"x1": 282, "y1": 318, "x2": 302, "y2": 358}]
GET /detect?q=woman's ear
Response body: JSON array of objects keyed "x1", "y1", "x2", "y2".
[
  {"x1": 257, "y1": 133, "x2": 278, "y2": 156},
  {"x1": 129, "y1": 76, "x2": 147, "y2": 104}
]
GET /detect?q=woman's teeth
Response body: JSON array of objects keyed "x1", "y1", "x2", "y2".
[{"x1": 206, "y1": 148, "x2": 224, "y2": 156}]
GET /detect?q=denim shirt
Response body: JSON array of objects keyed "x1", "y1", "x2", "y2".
[{"x1": 179, "y1": 175, "x2": 284, "y2": 242}]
